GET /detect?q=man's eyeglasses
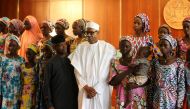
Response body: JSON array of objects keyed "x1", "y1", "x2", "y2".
[{"x1": 84, "y1": 31, "x2": 97, "y2": 37}]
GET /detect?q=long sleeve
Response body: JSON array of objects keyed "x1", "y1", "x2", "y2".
[
  {"x1": 177, "y1": 64, "x2": 186, "y2": 108},
  {"x1": 74, "y1": 69, "x2": 87, "y2": 90},
  {"x1": 43, "y1": 62, "x2": 54, "y2": 108}
]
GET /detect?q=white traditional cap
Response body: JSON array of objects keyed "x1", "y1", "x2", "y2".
[{"x1": 86, "y1": 21, "x2": 99, "y2": 31}]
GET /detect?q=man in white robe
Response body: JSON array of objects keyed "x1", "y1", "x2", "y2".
[{"x1": 69, "y1": 21, "x2": 116, "y2": 109}]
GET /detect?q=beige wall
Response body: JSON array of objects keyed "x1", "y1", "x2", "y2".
[{"x1": 49, "y1": 0, "x2": 83, "y2": 37}]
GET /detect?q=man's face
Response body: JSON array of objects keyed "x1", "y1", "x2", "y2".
[
  {"x1": 54, "y1": 42, "x2": 67, "y2": 55},
  {"x1": 85, "y1": 28, "x2": 98, "y2": 43}
]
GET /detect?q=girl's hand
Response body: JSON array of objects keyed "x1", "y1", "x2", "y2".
[{"x1": 121, "y1": 77, "x2": 128, "y2": 85}]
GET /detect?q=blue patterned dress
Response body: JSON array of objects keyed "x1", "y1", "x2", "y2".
[
  {"x1": 153, "y1": 59, "x2": 185, "y2": 109},
  {"x1": 0, "y1": 34, "x2": 8, "y2": 54},
  {"x1": 0, "y1": 56, "x2": 24, "y2": 109}
]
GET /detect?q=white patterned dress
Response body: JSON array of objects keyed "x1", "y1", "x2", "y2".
[{"x1": 153, "y1": 59, "x2": 185, "y2": 109}]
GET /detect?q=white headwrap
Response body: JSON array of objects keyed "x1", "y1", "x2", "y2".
[
  {"x1": 160, "y1": 34, "x2": 177, "y2": 50},
  {"x1": 86, "y1": 21, "x2": 99, "y2": 31}
]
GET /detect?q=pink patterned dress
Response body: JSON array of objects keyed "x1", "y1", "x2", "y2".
[
  {"x1": 124, "y1": 35, "x2": 152, "y2": 59},
  {"x1": 178, "y1": 39, "x2": 190, "y2": 61},
  {"x1": 111, "y1": 60, "x2": 146, "y2": 109}
]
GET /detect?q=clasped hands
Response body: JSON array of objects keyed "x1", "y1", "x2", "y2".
[{"x1": 84, "y1": 85, "x2": 97, "y2": 99}]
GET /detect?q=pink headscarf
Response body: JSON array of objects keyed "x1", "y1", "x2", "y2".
[
  {"x1": 10, "y1": 19, "x2": 24, "y2": 36},
  {"x1": 19, "y1": 15, "x2": 43, "y2": 61}
]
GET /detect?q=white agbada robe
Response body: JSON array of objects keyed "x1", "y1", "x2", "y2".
[{"x1": 69, "y1": 40, "x2": 115, "y2": 109}]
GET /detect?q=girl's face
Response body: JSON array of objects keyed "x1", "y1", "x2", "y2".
[
  {"x1": 119, "y1": 40, "x2": 132, "y2": 55},
  {"x1": 72, "y1": 22, "x2": 82, "y2": 36},
  {"x1": 41, "y1": 23, "x2": 51, "y2": 36},
  {"x1": 24, "y1": 19, "x2": 31, "y2": 30},
  {"x1": 55, "y1": 23, "x2": 64, "y2": 35},
  {"x1": 9, "y1": 23, "x2": 17, "y2": 34},
  {"x1": 0, "y1": 22, "x2": 8, "y2": 33},
  {"x1": 8, "y1": 40, "x2": 19, "y2": 53},
  {"x1": 26, "y1": 49, "x2": 36, "y2": 62},
  {"x1": 42, "y1": 45, "x2": 53, "y2": 58},
  {"x1": 183, "y1": 21, "x2": 190, "y2": 36},
  {"x1": 159, "y1": 39, "x2": 172, "y2": 56},
  {"x1": 158, "y1": 27, "x2": 169, "y2": 39},
  {"x1": 133, "y1": 17, "x2": 143, "y2": 33}
]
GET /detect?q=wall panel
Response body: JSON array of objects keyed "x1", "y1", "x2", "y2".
[{"x1": 83, "y1": 0, "x2": 121, "y2": 48}]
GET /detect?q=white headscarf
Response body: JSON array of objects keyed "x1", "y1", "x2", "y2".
[{"x1": 160, "y1": 34, "x2": 177, "y2": 49}]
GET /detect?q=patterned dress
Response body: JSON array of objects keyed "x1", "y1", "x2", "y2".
[
  {"x1": 153, "y1": 59, "x2": 185, "y2": 109},
  {"x1": 183, "y1": 64, "x2": 190, "y2": 109},
  {"x1": 111, "y1": 60, "x2": 147, "y2": 109},
  {"x1": 20, "y1": 64, "x2": 38, "y2": 109},
  {"x1": 178, "y1": 39, "x2": 190, "y2": 61},
  {"x1": 0, "y1": 56, "x2": 24, "y2": 109},
  {"x1": 125, "y1": 35, "x2": 152, "y2": 59},
  {"x1": 0, "y1": 34, "x2": 8, "y2": 54},
  {"x1": 36, "y1": 57, "x2": 49, "y2": 109}
]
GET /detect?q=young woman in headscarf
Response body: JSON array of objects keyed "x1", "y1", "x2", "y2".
[
  {"x1": 55, "y1": 18, "x2": 74, "y2": 55},
  {"x1": 8, "y1": 19, "x2": 24, "y2": 38},
  {"x1": 177, "y1": 16, "x2": 190, "y2": 109},
  {"x1": 153, "y1": 34, "x2": 185, "y2": 109},
  {"x1": 19, "y1": 15, "x2": 43, "y2": 61},
  {"x1": 38, "y1": 20, "x2": 54, "y2": 57},
  {"x1": 20, "y1": 44, "x2": 39, "y2": 109},
  {"x1": 0, "y1": 17, "x2": 10, "y2": 55},
  {"x1": 0, "y1": 17, "x2": 10, "y2": 35},
  {"x1": 36, "y1": 40, "x2": 55, "y2": 109},
  {"x1": 124, "y1": 13, "x2": 153, "y2": 59},
  {"x1": 122, "y1": 13, "x2": 155, "y2": 108},
  {"x1": 0, "y1": 34, "x2": 24, "y2": 109},
  {"x1": 70, "y1": 19, "x2": 87, "y2": 53},
  {"x1": 158, "y1": 24, "x2": 172, "y2": 39},
  {"x1": 4, "y1": 19, "x2": 24, "y2": 55},
  {"x1": 39, "y1": 20, "x2": 53, "y2": 45},
  {"x1": 177, "y1": 16, "x2": 190, "y2": 61},
  {"x1": 109, "y1": 35, "x2": 151, "y2": 109}
]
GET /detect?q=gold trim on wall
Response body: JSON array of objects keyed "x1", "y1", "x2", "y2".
[{"x1": 17, "y1": 0, "x2": 20, "y2": 19}]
